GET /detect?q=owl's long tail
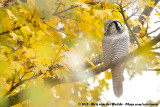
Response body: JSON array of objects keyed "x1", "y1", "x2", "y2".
[{"x1": 111, "y1": 64, "x2": 124, "y2": 98}]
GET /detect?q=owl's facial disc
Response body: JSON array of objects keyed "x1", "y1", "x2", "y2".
[{"x1": 106, "y1": 22, "x2": 117, "y2": 34}]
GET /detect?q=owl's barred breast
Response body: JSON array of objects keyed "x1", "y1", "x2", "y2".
[{"x1": 102, "y1": 31, "x2": 129, "y2": 65}]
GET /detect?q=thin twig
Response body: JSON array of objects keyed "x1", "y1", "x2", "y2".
[
  {"x1": 141, "y1": 27, "x2": 160, "y2": 38},
  {"x1": 148, "y1": 27, "x2": 160, "y2": 35},
  {"x1": 28, "y1": 8, "x2": 36, "y2": 23},
  {"x1": 126, "y1": 6, "x2": 139, "y2": 20},
  {"x1": 53, "y1": 5, "x2": 79, "y2": 16},
  {"x1": 151, "y1": 47, "x2": 160, "y2": 50},
  {"x1": 53, "y1": 1, "x2": 102, "y2": 16},
  {"x1": 3, "y1": 72, "x2": 42, "y2": 97},
  {"x1": 52, "y1": 44, "x2": 64, "y2": 65},
  {"x1": 54, "y1": 2, "x2": 62, "y2": 14},
  {"x1": 155, "y1": 21, "x2": 160, "y2": 24},
  {"x1": 118, "y1": 0, "x2": 140, "y2": 47},
  {"x1": 151, "y1": 51, "x2": 160, "y2": 56},
  {"x1": 0, "y1": 26, "x2": 21, "y2": 36},
  {"x1": 145, "y1": 69, "x2": 160, "y2": 71},
  {"x1": 58, "y1": 15, "x2": 79, "y2": 21}
]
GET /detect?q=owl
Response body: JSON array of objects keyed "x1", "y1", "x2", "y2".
[{"x1": 102, "y1": 19, "x2": 129, "y2": 97}]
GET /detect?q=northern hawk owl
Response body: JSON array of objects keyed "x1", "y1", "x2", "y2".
[{"x1": 102, "y1": 19, "x2": 129, "y2": 97}]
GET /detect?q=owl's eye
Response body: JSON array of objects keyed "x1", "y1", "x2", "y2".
[{"x1": 109, "y1": 24, "x2": 112, "y2": 27}]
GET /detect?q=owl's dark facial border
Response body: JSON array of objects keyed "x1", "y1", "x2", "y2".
[
  {"x1": 112, "y1": 21, "x2": 124, "y2": 33},
  {"x1": 104, "y1": 20, "x2": 124, "y2": 36}
]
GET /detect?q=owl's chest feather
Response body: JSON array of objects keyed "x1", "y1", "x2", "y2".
[{"x1": 102, "y1": 32, "x2": 129, "y2": 64}]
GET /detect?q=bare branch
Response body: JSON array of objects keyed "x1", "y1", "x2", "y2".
[
  {"x1": 53, "y1": 1, "x2": 102, "y2": 16},
  {"x1": 133, "y1": 0, "x2": 160, "y2": 33},
  {"x1": 148, "y1": 27, "x2": 160, "y2": 35},
  {"x1": 150, "y1": 52, "x2": 160, "y2": 56},
  {"x1": 54, "y1": 2, "x2": 62, "y2": 14},
  {"x1": 155, "y1": 21, "x2": 160, "y2": 24},
  {"x1": 52, "y1": 44, "x2": 64, "y2": 65},
  {"x1": 145, "y1": 69, "x2": 160, "y2": 71},
  {"x1": 141, "y1": 27, "x2": 160, "y2": 38},
  {"x1": 119, "y1": 4, "x2": 141, "y2": 47},
  {"x1": 126, "y1": 6, "x2": 139, "y2": 20},
  {"x1": 151, "y1": 47, "x2": 160, "y2": 50},
  {"x1": 58, "y1": 15, "x2": 79, "y2": 21},
  {"x1": 53, "y1": 5, "x2": 79, "y2": 16},
  {"x1": 0, "y1": 26, "x2": 21, "y2": 36}
]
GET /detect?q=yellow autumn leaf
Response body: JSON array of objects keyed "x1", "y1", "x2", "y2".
[
  {"x1": 2, "y1": 17, "x2": 14, "y2": 30},
  {"x1": 0, "y1": 54, "x2": 7, "y2": 60},
  {"x1": 81, "y1": 3, "x2": 90, "y2": 11},
  {"x1": 36, "y1": 30, "x2": 44, "y2": 41},
  {"x1": 19, "y1": 9, "x2": 29, "y2": 14},
  {"x1": 147, "y1": 0, "x2": 155, "y2": 8},
  {"x1": 73, "y1": 2, "x2": 83, "y2": 6},
  {"x1": 85, "y1": 57, "x2": 95, "y2": 67},
  {"x1": 9, "y1": 61, "x2": 21, "y2": 71},
  {"x1": 0, "y1": 60, "x2": 10, "y2": 76},
  {"x1": 10, "y1": 32, "x2": 17, "y2": 40},
  {"x1": 20, "y1": 26, "x2": 33, "y2": 36},
  {"x1": 46, "y1": 17, "x2": 60, "y2": 29},
  {"x1": 105, "y1": 71, "x2": 112, "y2": 80},
  {"x1": 34, "y1": 64, "x2": 48, "y2": 73},
  {"x1": 0, "y1": 46, "x2": 12, "y2": 53},
  {"x1": 7, "y1": 9, "x2": 17, "y2": 20},
  {"x1": 133, "y1": 18, "x2": 142, "y2": 28}
]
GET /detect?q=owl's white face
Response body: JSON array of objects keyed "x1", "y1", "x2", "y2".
[{"x1": 105, "y1": 22, "x2": 118, "y2": 35}]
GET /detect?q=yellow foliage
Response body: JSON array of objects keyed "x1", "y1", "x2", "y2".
[
  {"x1": 105, "y1": 71, "x2": 112, "y2": 80},
  {"x1": 6, "y1": 9, "x2": 17, "y2": 21},
  {"x1": 20, "y1": 26, "x2": 33, "y2": 36},
  {"x1": 2, "y1": 17, "x2": 14, "y2": 30},
  {"x1": 9, "y1": 61, "x2": 22, "y2": 71},
  {"x1": 133, "y1": 18, "x2": 142, "y2": 28},
  {"x1": 0, "y1": 0, "x2": 159, "y2": 106}
]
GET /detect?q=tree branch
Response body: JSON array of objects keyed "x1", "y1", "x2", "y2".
[
  {"x1": 0, "y1": 26, "x2": 21, "y2": 36},
  {"x1": 52, "y1": 1, "x2": 102, "y2": 16},
  {"x1": 145, "y1": 69, "x2": 160, "y2": 71},
  {"x1": 148, "y1": 27, "x2": 160, "y2": 35},
  {"x1": 133, "y1": 0, "x2": 160, "y2": 33},
  {"x1": 151, "y1": 47, "x2": 160, "y2": 50},
  {"x1": 53, "y1": 5, "x2": 79, "y2": 16},
  {"x1": 3, "y1": 72, "x2": 42, "y2": 98},
  {"x1": 126, "y1": 6, "x2": 139, "y2": 21},
  {"x1": 155, "y1": 21, "x2": 160, "y2": 24},
  {"x1": 3, "y1": 33, "x2": 160, "y2": 107},
  {"x1": 119, "y1": 4, "x2": 141, "y2": 47},
  {"x1": 141, "y1": 27, "x2": 160, "y2": 38}
]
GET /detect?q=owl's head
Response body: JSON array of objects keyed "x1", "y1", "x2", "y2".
[{"x1": 104, "y1": 19, "x2": 124, "y2": 35}]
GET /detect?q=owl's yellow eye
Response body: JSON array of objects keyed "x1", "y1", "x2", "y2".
[{"x1": 109, "y1": 24, "x2": 112, "y2": 27}]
